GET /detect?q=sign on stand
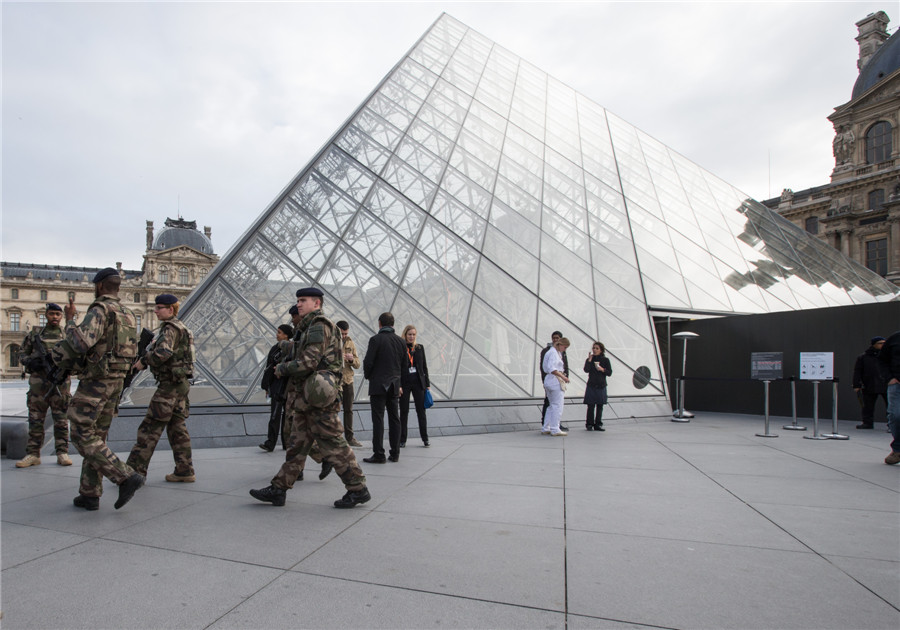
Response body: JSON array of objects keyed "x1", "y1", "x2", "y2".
[
  {"x1": 799, "y1": 352, "x2": 833, "y2": 380},
  {"x1": 751, "y1": 352, "x2": 783, "y2": 381}
]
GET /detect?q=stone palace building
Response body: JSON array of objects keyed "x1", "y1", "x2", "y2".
[
  {"x1": 763, "y1": 11, "x2": 900, "y2": 286},
  {"x1": 1, "y1": 217, "x2": 218, "y2": 379}
]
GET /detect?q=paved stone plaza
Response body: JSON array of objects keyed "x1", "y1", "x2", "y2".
[{"x1": 2, "y1": 412, "x2": 898, "y2": 629}]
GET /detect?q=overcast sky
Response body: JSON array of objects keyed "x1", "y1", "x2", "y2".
[{"x1": 2, "y1": 1, "x2": 894, "y2": 270}]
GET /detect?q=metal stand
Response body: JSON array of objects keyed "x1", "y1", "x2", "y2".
[
  {"x1": 821, "y1": 378, "x2": 848, "y2": 440},
  {"x1": 804, "y1": 380, "x2": 830, "y2": 440},
  {"x1": 783, "y1": 376, "x2": 806, "y2": 431},
  {"x1": 756, "y1": 380, "x2": 778, "y2": 437},
  {"x1": 672, "y1": 377, "x2": 692, "y2": 422}
]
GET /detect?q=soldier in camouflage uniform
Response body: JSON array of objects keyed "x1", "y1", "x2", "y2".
[
  {"x1": 125, "y1": 294, "x2": 196, "y2": 483},
  {"x1": 51, "y1": 268, "x2": 145, "y2": 511},
  {"x1": 16, "y1": 303, "x2": 73, "y2": 468},
  {"x1": 250, "y1": 287, "x2": 370, "y2": 508}
]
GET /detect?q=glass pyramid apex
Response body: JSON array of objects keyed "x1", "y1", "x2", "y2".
[{"x1": 159, "y1": 13, "x2": 899, "y2": 406}]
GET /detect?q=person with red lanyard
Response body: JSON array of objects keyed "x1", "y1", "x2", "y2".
[{"x1": 399, "y1": 325, "x2": 431, "y2": 447}]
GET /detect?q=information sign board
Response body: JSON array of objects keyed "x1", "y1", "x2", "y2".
[{"x1": 799, "y1": 352, "x2": 833, "y2": 380}]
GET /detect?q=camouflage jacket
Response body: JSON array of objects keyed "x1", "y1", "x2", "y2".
[
  {"x1": 145, "y1": 318, "x2": 195, "y2": 383},
  {"x1": 276, "y1": 309, "x2": 342, "y2": 407},
  {"x1": 340, "y1": 335, "x2": 360, "y2": 385},
  {"x1": 51, "y1": 295, "x2": 138, "y2": 379},
  {"x1": 20, "y1": 324, "x2": 66, "y2": 373}
]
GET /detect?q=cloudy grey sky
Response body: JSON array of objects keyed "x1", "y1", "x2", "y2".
[{"x1": 2, "y1": 1, "x2": 893, "y2": 270}]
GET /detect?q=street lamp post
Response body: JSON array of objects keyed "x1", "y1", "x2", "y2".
[{"x1": 672, "y1": 331, "x2": 699, "y2": 421}]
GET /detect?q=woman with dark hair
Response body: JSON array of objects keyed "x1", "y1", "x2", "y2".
[
  {"x1": 260, "y1": 324, "x2": 294, "y2": 452},
  {"x1": 583, "y1": 341, "x2": 612, "y2": 431},
  {"x1": 399, "y1": 324, "x2": 430, "y2": 447}
]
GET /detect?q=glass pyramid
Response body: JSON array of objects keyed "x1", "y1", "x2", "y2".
[{"x1": 151, "y1": 14, "x2": 899, "y2": 406}]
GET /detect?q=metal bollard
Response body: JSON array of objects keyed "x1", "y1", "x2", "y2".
[
  {"x1": 756, "y1": 380, "x2": 778, "y2": 437},
  {"x1": 783, "y1": 376, "x2": 806, "y2": 431},
  {"x1": 804, "y1": 380, "x2": 829, "y2": 440},
  {"x1": 822, "y1": 378, "x2": 848, "y2": 440}
]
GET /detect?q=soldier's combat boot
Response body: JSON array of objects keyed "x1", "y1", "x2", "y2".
[
  {"x1": 334, "y1": 487, "x2": 371, "y2": 508},
  {"x1": 249, "y1": 485, "x2": 286, "y2": 506},
  {"x1": 73, "y1": 494, "x2": 100, "y2": 511},
  {"x1": 165, "y1": 472, "x2": 195, "y2": 483},
  {"x1": 319, "y1": 461, "x2": 333, "y2": 480},
  {"x1": 114, "y1": 473, "x2": 145, "y2": 510},
  {"x1": 57, "y1": 453, "x2": 73, "y2": 466},
  {"x1": 15, "y1": 454, "x2": 41, "y2": 468}
]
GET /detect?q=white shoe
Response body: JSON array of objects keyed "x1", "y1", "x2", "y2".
[{"x1": 551, "y1": 431, "x2": 568, "y2": 436}]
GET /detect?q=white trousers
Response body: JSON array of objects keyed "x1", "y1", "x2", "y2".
[{"x1": 543, "y1": 386, "x2": 564, "y2": 433}]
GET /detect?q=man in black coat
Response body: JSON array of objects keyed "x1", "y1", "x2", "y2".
[
  {"x1": 363, "y1": 312, "x2": 406, "y2": 463},
  {"x1": 852, "y1": 336, "x2": 888, "y2": 429}
]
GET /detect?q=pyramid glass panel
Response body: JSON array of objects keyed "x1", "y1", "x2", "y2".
[{"x1": 173, "y1": 14, "x2": 899, "y2": 407}]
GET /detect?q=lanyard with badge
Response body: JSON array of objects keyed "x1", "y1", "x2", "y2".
[{"x1": 407, "y1": 347, "x2": 417, "y2": 374}]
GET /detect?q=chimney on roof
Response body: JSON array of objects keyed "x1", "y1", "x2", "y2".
[
  {"x1": 856, "y1": 11, "x2": 890, "y2": 72},
  {"x1": 146, "y1": 220, "x2": 154, "y2": 251},
  {"x1": 204, "y1": 226, "x2": 211, "y2": 241},
  {"x1": 116, "y1": 262, "x2": 123, "y2": 274}
]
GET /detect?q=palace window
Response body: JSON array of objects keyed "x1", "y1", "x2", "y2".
[
  {"x1": 805, "y1": 217, "x2": 818, "y2": 234},
  {"x1": 134, "y1": 293, "x2": 141, "y2": 303},
  {"x1": 865, "y1": 238, "x2": 888, "y2": 276},
  {"x1": 10, "y1": 313, "x2": 21, "y2": 332},
  {"x1": 865, "y1": 121, "x2": 892, "y2": 164},
  {"x1": 158, "y1": 266, "x2": 169, "y2": 284},
  {"x1": 40, "y1": 290, "x2": 48, "y2": 300},
  {"x1": 179, "y1": 266, "x2": 189, "y2": 285},
  {"x1": 135, "y1": 314, "x2": 142, "y2": 332},
  {"x1": 38, "y1": 313, "x2": 47, "y2": 327},
  {"x1": 868, "y1": 189, "x2": 884, "y2": 211},
  {"x1": 11, "y1": 288, "x2": 18, "y2": 299},
  {"x1": 9, "y1": 344, "x2": 21, "y2": 368},
  {"x1": 68, "y1": 291, "x2": 75, "y2": 301}
]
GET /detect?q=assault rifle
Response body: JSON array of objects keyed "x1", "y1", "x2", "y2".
[
  {"x1": 122, "y1": 328, "x2": 156, "y2": 390},
  {"x1": 23, "y1": 334, "x2": 69, "y2": 400}
]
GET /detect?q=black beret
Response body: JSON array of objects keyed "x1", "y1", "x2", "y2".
[
  {"x1": 92, "y1": 267, "x2": 119, "y2": 283},
  {"x1": 871, "y1": 336, "x2": 886, "y2": 345},
  {"x1": 46, "y1": 303, "x2": 63, "y2": 312},
  {"x1": 288, "y1": 305, "x2": 299, "y2": 316},
  {"x1": 155, "y1": 294, "x2": 178, "y2": 305},
  {"x1": 296, "y1": 287, "x2": 324, "y2": 298}
]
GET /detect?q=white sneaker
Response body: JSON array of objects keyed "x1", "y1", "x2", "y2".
[{"x1": 551, "y1": 431, "x2": 568, "y2": 436}]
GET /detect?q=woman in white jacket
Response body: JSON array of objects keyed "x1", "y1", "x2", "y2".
[{"x1": 541, "y1": 337, "x2": 570, "y2": 436}]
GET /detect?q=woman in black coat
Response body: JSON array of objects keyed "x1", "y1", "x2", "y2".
[
  {"x1": 583, "y1": 341, "x2": 612, "y2": 431},
  {"x1": 399, "y1": 324, "x2": 430, "y2": 447}
]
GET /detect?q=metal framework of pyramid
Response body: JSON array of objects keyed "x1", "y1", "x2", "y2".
[{"x1": 153, "y1": 14, "x2": 898, "y2": 406}]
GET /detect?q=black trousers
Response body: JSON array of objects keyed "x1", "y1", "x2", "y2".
[
  {"x1": 265, "y1": 396, "x2": 286, "y2": 448},
  {"x1": 860, "y1": 391, "x2": 888, "y2": 425},
  {"x1": 586, "y1": 404, "x2": 603, "y2": 427},
  {"x1": 400, "y1": 383, "x2": 428, "y2": 443},
  {"x1": 342, "y1": 382, "x2": 356, "y2": 441},
  {"x1": 369, "y1": 392, "x2": 401, "y2": 458}
]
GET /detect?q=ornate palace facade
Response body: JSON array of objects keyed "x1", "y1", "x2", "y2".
[
  {"x1": 763, "y1": 11, "x2": 900, "y2": 286},
  {"x1": 1, "y1": 217, "x2": 218, "y2": 379}
]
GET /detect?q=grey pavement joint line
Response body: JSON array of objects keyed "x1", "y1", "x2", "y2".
[{"x1": 651, "y1": 433, "x2": 900, "y2": 614}]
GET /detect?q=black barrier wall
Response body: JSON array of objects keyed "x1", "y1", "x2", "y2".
[{"x1": 655, "y1": 301, "x2": 900, "y2": 422}]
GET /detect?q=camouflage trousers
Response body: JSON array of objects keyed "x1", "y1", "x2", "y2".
[
  {"x1": 126, "y1": 379, "x2": 193, "y2": 477},
  {"x1": 272, "y1": 398, "x2": 366, "y2": 492},
  {"x1": 68, "y1": 376, "x2": 134, "y2": 497},
  {"x1": 25, "y1": 374, "x2": 71, "y2": 456}
]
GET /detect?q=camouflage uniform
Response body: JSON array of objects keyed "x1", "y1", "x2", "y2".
[
  {"x1": 126, "y1": 318, "x2": 195, "y2": 478},
  {"x1": 272, "y1": 309, "x2": 366, "y2": 492},
  {"x1": 20, "y1": 324, "x2": 72, "y2": 457},
  {"x1": 52, "y1": 295, "x2": 138, "y2": 498}
]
